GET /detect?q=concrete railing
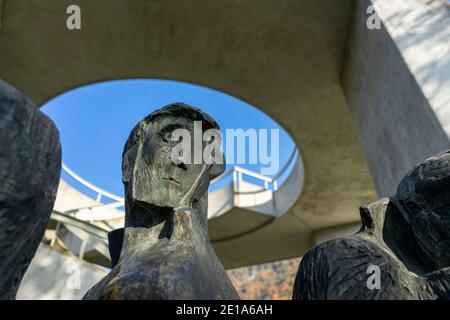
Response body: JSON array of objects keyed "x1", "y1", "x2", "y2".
[
  {"x1": 231, "y1": 149, "x2": 304, "y2": 218},
  {"x1": 50, "y1": 211, "x2": 110, "y2": 260}
]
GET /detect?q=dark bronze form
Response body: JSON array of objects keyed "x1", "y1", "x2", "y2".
[
  {"x1": 293, "y1": 150, "x2": 450, "y2": 300},
  {"x1": 0, "y1": 80, "x2": 61, "y2": 299},
  {"x1": 84, "y1": 103, "x2": 240, "y2": 300}
]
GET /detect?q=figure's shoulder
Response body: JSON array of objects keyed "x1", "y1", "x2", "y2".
[
  {"x1": 300, "y1": 235, "x2": 386, "y2": 264},
  {"x1": 293, "y1": 235, "x2": 397, "y2": 300},
  {"x1": 84, "y1": 268, "x2": 170, "y2": 300},
  {"x1": 84, "y1": 254, "x2": 200, "y2": 300},
  {"x1": 294, "y1": 237, "x2": 373, "y2": 277}
]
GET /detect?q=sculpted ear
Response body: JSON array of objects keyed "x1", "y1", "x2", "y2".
[
  {"x1": 122, "y1": 125, "x2": 144, "y2": 183},
  {"x1": 122, "y1": 144, "x2": 137, "y2": 183},
  {"x1": 210, "y1": 162, "x2": 225, "y2": 180}
]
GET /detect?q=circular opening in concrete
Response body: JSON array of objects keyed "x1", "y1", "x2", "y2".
[{"x1": 42, "y1": 79, "x2": 303, "y2": 219}]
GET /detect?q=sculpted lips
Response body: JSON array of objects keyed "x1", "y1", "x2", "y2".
[{"x1": 163, "y1": 176, "x2": 181, "y2": 186}]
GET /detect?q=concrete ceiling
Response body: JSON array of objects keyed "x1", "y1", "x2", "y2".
[{"x1": 0, "y1": 0, "x2": 377, "y2": 268}]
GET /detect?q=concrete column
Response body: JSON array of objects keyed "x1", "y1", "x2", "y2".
[{"x1": 342, "y1": 0, "x2": 450, "y2": 196}]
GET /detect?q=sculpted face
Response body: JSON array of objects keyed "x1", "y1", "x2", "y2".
[{"x1": 123, "y1": 107, "x2": 224, "y2": 209}]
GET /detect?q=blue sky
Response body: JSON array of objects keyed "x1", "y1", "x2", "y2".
[{"x1": 42, "y1": 79, "x2": 297, "y2": 197}]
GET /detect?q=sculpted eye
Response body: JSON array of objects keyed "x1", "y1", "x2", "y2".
[
  {"x1": 160, "y1": 125, "x2": 182, "y2": 143},
  {"x1": 161, "y1": 130, "x2": 172, "y2": 142}
]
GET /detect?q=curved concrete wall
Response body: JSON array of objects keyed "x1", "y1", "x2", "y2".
[
  {"x1": 0, "y1": 0, "x2": 377, "y2": 266},
  {"x1": 342, "y1": 0, "x2": 450, "y2": 196}
]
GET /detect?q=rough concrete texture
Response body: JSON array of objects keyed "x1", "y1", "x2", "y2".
[
  {"x1": 294, "y1": 150, "x2": 450, "y2": 300},
  {"x1": 343, "y1": 0, "x2": 450, "y2": 196},
  {"x1": 0, "y1": 80, "x2": 61, "y2": 299},
  {"x1": 0, "y1": 0, "x2": 377, "y2": 267},
  {"x1": 373, "y1": 0, "x2": 450, "y2": 137}
]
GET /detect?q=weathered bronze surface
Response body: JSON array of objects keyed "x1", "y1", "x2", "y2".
[
  {"x1": 293, "y1": 150, "x2": 450, "y2": 300},
  {"x1": 84, "y1": 103, "x2": 239, "y2": 299},
  {"x1": 0, "y1": 80, "x2": 61, "y2": 299}
]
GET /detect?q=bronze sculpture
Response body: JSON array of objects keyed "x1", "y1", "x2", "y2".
[
  {"x1": 293, "y1": 150, "x2": 450, "y2": 300},
  {"x1": 84, "y1": 103, "x2": 239, "y2": 299},
  {"x1": 0, "y1": 80, "x2": 61, "y2": 299}
]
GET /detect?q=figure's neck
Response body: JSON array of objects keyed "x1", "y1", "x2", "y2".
[
  {"x1": 120, "y1": 201, "x2": 209, "y2": 255},
  {"x1": 124, "y1": 200, "x2": 170, "y2": 228}
]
